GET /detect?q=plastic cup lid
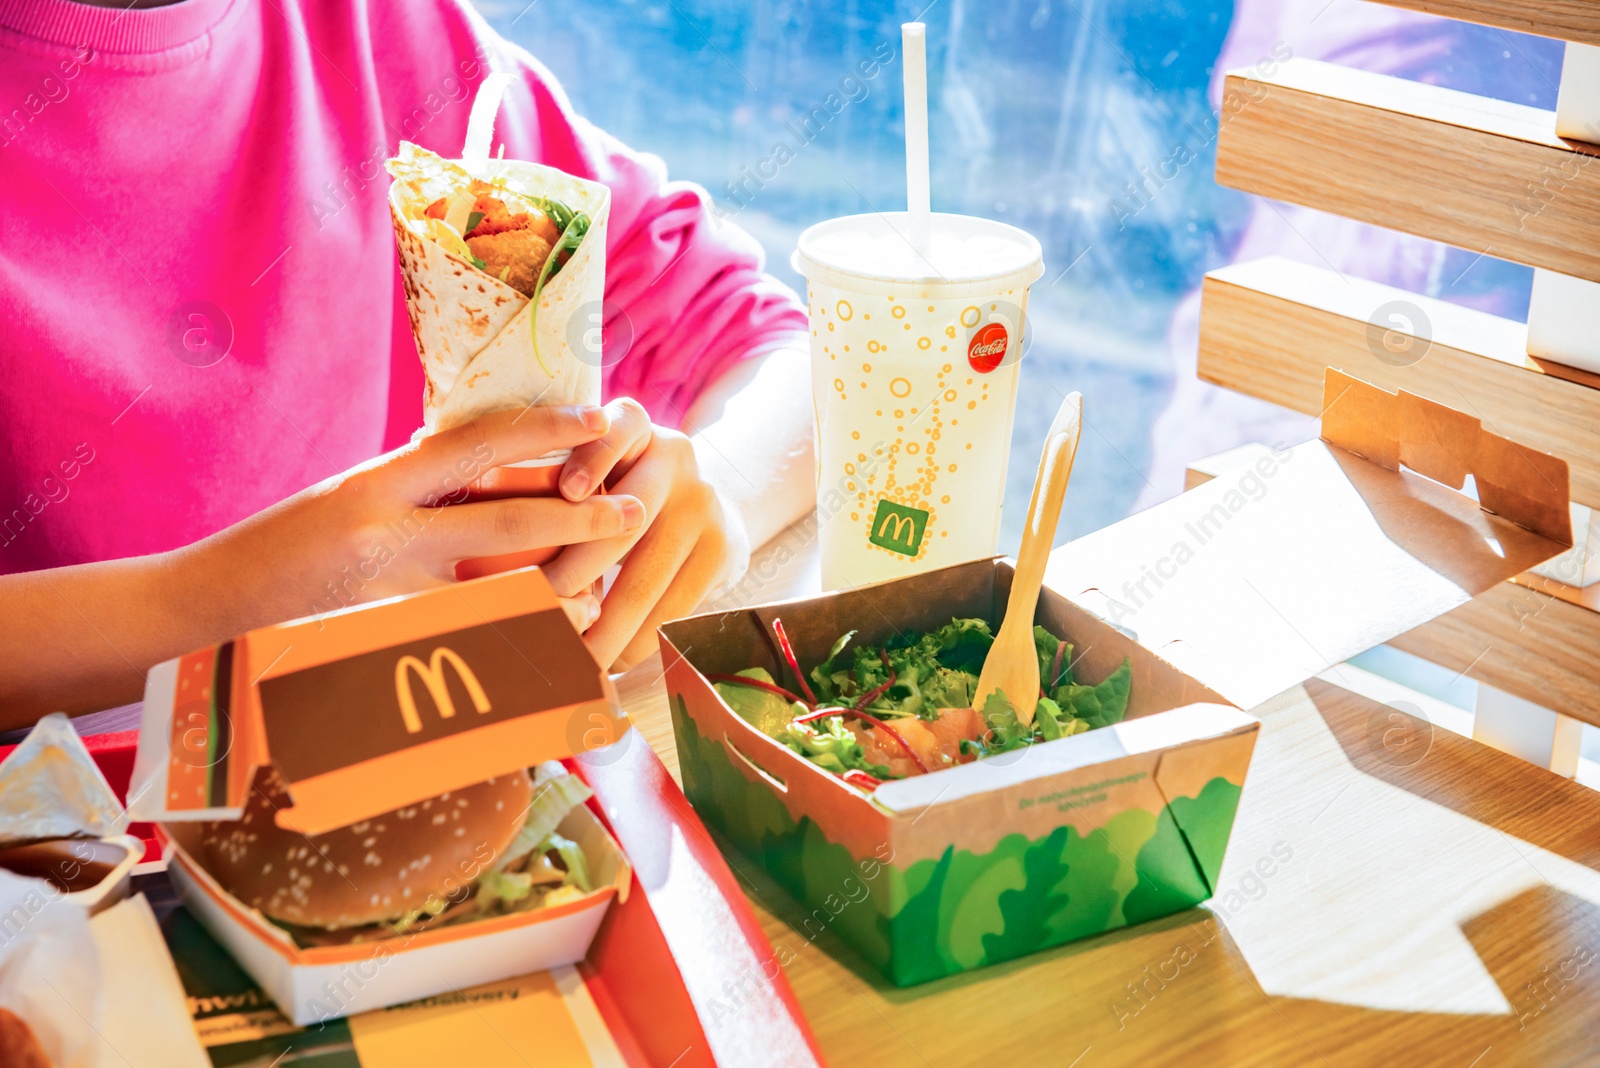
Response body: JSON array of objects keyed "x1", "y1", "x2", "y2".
[{"x1": 792, "y1": 212, "x2": 1044, "y2": 299}]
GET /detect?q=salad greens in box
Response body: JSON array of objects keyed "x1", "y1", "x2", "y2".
[{"x1": 710, "y1": 617, "x2": 1132, "y2": 791}]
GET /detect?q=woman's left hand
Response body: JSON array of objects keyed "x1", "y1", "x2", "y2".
[{"x1": 542, "y1": 397, "x2": 750, "y2": 670}]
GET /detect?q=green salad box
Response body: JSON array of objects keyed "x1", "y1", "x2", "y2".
[
  {"x1": 663, "y1": 558, "x2": 1253, "y2": 986},
  {"x1": 660, "y1": 372, "x2": 1572, "y2": 986}
]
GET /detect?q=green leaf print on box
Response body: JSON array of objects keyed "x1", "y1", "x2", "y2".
[
  {"x1": 869, "y1": 498, "x2": 929, "y2": 556},
  {"x1": 671, "y1": 692, "x2": 1244, "y2": 986}
]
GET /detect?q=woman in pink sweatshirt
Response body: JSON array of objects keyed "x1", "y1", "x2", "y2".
[{"x1": 0, "y1": 0, "x2": 815, "y2": 723}]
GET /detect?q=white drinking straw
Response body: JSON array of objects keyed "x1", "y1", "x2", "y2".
[
  {"x1": 902, "y1": 22, "x2": 931, "y2": 257},
  {"x1": 463, "y1": 72, "x2": 515, "y2": 167}
]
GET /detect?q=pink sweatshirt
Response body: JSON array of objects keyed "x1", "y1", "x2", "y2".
[{"x1": 0, "y1": 0, "x2": 807, "y2": 574}]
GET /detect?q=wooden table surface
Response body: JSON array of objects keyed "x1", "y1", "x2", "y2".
[{"x1": 616, "y1": 530, "x2": 1600, "y2": 1068}]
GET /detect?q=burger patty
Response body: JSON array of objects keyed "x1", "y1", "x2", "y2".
[{"x1": 200, "y1": 765, "x2": 532, "y2": 930}]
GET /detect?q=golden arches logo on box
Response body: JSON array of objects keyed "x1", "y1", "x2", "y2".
[{"x1": 394, "y1": 647, "x2": 492, "y2": 733}]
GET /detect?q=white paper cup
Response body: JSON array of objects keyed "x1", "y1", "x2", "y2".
[{"x1": 793, "y1": 212, "x2": 1044, "y2": 590}]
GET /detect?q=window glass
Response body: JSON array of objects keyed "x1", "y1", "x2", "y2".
[{"x1": 481, "y1": 0, "x2": 1563, "y2": 548}]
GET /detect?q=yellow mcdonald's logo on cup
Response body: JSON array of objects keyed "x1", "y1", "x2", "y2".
[
  {"x1": 394, "y1": 647, "x2": 492, "y2": 733},
  {"x1": 878, "y1": 512, "x2": 916, "y2": 542}
]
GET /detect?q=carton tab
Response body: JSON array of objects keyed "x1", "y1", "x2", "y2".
[{"x1": 1322, "y1": 369, "x2": 1571, "y2": 544}]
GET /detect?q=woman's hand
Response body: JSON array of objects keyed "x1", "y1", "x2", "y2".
[
  {"x1": 186, "y1": 404, "x2": 644, "y2": 637},
  {"x1": 0, "y1": 404, "x2": 646, "y2": 722},
  {"x1": 542, "y1": 398, "x2": 750, "y2": 671}
]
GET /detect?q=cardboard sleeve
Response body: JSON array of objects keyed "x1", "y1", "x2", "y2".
[{"x1": 130, "y1": 568, "x2": 629, "y2": 836}]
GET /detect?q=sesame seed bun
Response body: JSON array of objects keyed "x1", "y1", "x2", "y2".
[{"x1": 200, "y1": 765, "x2": 532, "y2": 930}]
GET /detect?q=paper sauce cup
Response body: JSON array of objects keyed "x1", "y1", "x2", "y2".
[{"x1": 793, "y1": 212, "x2": 1044, "y2": 590}]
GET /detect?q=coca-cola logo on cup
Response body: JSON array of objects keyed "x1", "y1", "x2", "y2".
[{"x1": 967, "y1": 322, "x2": 1009, "y2": 374}]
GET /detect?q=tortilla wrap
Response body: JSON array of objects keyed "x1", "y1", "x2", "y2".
[{"x1": 388, "y1": 144, "x2": 611, "y2": 434}]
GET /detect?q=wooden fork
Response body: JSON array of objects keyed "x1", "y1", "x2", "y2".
[{"x1": 974, "y1": 392, "x2": 1083, "y2": 726}]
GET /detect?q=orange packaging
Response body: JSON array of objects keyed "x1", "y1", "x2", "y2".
[{"x1": 128, "y1": 566, "x2": 634, "y2": 1024}]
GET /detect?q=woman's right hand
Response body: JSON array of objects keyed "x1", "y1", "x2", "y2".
[{"x1": 183, "y1": 404, "x2": 645, "y2": 637}]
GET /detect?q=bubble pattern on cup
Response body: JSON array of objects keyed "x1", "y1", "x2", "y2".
[{"x1": 808, "y1": 284, "x2": 1026, "y2": 586}]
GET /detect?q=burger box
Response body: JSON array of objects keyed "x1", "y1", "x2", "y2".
[
  {"x1": 153, "y1": 742, "x2": 827, "y2": 1067},
  {"x1": 126, "y1": 567, "x2": 635, "y2": 1026},
  {"x1": 659, "y1": 370, "x2": 1574, "y2": 987}
]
